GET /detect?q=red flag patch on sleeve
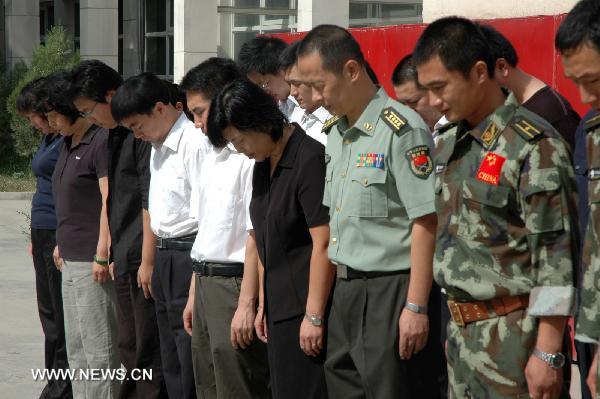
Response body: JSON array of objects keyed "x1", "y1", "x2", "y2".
[{"x1": 476, "y1": 152, "x2": 506, "y2": 185}]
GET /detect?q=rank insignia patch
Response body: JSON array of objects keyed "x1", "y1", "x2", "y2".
[
  {"x1": 356, "y1": 153, "x2": 385, "y2": 169},
  {"x1": 405, "y1": 146, "x2": 433, "y2": 179},
  {"x1": 322, "y1": 115, "x2": 340, "y2": 134},
  {"x1": 481, "y1": 121, "x2": 500, "y2": 148},
  {"x1": 511, "y1": 116, "x2": 544, "y2": 141},
  {"x1": 476, "y1": 152, "x2": 506, "y2": 185},
  {"x1": 381, "y1": 107, "x2": 408, "y2": 134}
]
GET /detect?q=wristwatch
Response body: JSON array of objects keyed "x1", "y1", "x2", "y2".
[
  {"x1": 532, "y1": 348, "x2": 566, "y2": 369},
  {"x1": 405, "y1": 302, "x2": 428, "y2": 314},
  {"x1": 304, "y1": 314, "x2": 323, "y2": 327}
]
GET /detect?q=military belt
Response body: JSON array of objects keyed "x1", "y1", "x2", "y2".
[
  {"x1": 336, "y1": 264, "x2": 409, "y2": 280},
  {"x1": 447, "y1": 294, "x2": 529, "y2": 327},
  {"x1": 193, "y1": 261, "x2": 244, "y2": 277},
  {"x1": 155, "y1": 233, "x2": 196, "y2": 251}
]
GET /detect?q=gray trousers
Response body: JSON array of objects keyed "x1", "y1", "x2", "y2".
[
  {"x1": 192, "y1": 274, "x2": 270, "y2": 399},
  {"x1": 62, "y1": 260, "x2": 121, "y2": 399}
]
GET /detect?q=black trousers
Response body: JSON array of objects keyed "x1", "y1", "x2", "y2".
[
  {"x1": 31, "y1": 228, "x2": 72, "y2": 399},
  {"x1": 152, "y1": 248, "x2": 196, "y2": 399},
  {"x1": 115, "y1": 270, "x2": 168, "y2": 399},
  {"x1": 267, "y1": 313, "x2": 328, "y2": 399}
]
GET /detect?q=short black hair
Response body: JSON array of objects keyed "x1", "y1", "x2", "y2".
[
  {"x1": 165, "y1": 80, "x2": 193, "y2": 121},
  {"x1": 179, "y1": 57, "x2": 243, "y2": 100},
  {"x1": 391, "y1": 54, "x2": 418, "y2": 86},
  {"x1": 556, "y1": 0, "x2": 600, "y2": 54},
  {"x1": 68, "y1": 59, "x2": 123, "y2": 103},
  {"x1": 365, "y1": 61, "x2": 379, "y2": 85},
  {"x1": 16, "y1": 77, "x2": 48, "y2": 114},
  {"x1": 41, "y1": 71, "x2": 81, "y2": 124},
  {"x1": 413, "y1": 16, "x2": 494, "y2": 79},
  {"x1": 298, "y1": 24, "x2": 366, "y2": 75},
  {"x1": 279, "y1": 40, "x2": 301, "y2": 71},
  {"x1": 237, "y1": 37, "x2": 288, "y2": 76},
  {"x1": 111, "y1": 72, "x2": 171, "y2": 123},
  {"x1": 207, "y1": 79, "x2": 285, "y2": 148},
  {"x1": 480, "y1": 25, "x2": 519, "y2": 67}
]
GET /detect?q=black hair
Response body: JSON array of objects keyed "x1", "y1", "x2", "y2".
[
  {"x1": 298, "y1": 24, "x2": 366, "y2": 75},
  {"x1": 68, "y1": 59, "x2": 123, "y2": 103},
  {"x1": 179, "y1": 57, "x2": 243, "y2": 100},
  {"x1": 207, "y1": 79, "x2": 285, "y2": 148},
  {"x1": 40, "y1": 71, "x2": 81, "y2": 124},
  {"x1": 111, "y1": 72, "x2": 171, "y2": 123},
  {"x1": 391, "y1": 54, "x2": 418, "y2": 86},
  {"x1": 413, "y1": 16, "x2": 495, "y2": 79},
  {"x1": 365, "y1": 61, "x2": 379, "y2": 85},
  {"x1": 237, "y1": 37, "x2": 288, "y2": 76},
  {"x1": 556, "y1": 0, "x2": 600, "y2": 54},
  {"x1": 165, "y1": 80, "x2": 194, "y2": 121},
  {"x1": 16, "y1": 77, "x2": 48, "y2": 114},
  {"x1": 479, "y1": 25, "x2": 519, "y2": 67},
  {"x1": 279, "y1": 41, "x2": 302, "y2": 71}
]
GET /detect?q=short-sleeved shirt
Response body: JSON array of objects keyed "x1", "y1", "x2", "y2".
[
  {"x1": 298, "y1": 106, "x2": 330, "y2": 146},
  {"x1": 107, "y1": 126, "x2": 151, "y2": 276},
  {"x1": 52, "y1": 125, "x2": 109, "y2": 261},
  {"x1": 250, "y1": 125, "x2": 329, "y2": 323},
  {"x1": 31, "y1": 133, "x2": 63, "y2": 230},
  {"x1": 148, "y1": 113, "x2": 212, "y2": 238},
  {"x1": 576, "y1": 112, "x2": 600, "y2": 343},
  {"x1": 434, "y1": 99, "x2": 578, "y2": 316},
  {"x1": 190, "y1": 144, "x2": 254, "y2": 263},
  {"x1": 324, "y1": 88, "x2": 436, "y2": 272}
]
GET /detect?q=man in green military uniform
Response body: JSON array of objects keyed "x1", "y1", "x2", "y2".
[
  {"x1": 414, "y1": 17, "x2": 579, "y2": 398},
  {"x1": 297, "y1": 24, "x2": 444, "y2": 398},
  {"x1": 556, "y1": 1, "x2": 600, "y2": 397}
]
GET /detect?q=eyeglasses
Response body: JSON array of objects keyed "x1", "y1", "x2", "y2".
[{"x1": 78, "y1": 102, "x2": 98, "y2": 118}]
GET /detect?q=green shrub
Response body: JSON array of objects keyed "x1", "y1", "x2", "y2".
[
  {"x1": 0, "y1": 62, "x2": 27, "y2": 158},
  {"x1": 6, "y1": 25, "x2": 80, "y2": 156}
]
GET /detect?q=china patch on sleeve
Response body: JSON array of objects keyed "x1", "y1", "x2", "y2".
[{"x1": 405, "y1": 146, "x2": 433, "y2": 179}]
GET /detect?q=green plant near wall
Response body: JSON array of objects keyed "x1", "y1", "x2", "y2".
[
  {"x1": 6, "y1": 25, "x2": 80, "y2": 157},
  {"x1": 0, "y1": 61, "x2": 27, "y2": 159}
]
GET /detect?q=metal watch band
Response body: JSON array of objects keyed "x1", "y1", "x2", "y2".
[
  {"x1": 304, "y1": 314, "x2": 323, "y2": 327},
  {"x1": 532, "y1": 348, "x2": 566, "y2": 369},
  {"x1": 405, "y1": 302, "x2": 428, "y2": 314}
]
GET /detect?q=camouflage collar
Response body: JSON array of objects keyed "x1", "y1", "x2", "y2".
[
  {"x1": 467, "y1": 102, "x2": 517, "y2": 150},
  {"x1": 584, "y1": 112, "x2": 600, "y2": 132}
]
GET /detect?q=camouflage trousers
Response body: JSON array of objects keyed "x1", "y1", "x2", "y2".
[{"x1": 447, "y1": 309, "x2": 536, "y2": 398}]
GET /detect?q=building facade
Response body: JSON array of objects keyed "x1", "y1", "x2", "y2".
[{"x1": 0, "y1": 0, "x2": 577, "y2": 82}]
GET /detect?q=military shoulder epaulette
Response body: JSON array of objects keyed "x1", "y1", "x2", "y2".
[
  {"x1": 436, "y1": 122, "x2": 457, "y2": 135},
  {"x1": 381, "y1": 107, "x2": 409, "y2": 135},
  {"x1": 584, "y1": 113, "x2": 600, "y2": 132},
  {"x1": 510, "y1": 115, "x2": 545, "y2": 142},
  {"x1": 321, "y1": 115, "x2": 340, "y2": 135}
]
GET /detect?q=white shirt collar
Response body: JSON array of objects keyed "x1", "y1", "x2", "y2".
[{"x1": 155, "y1": 113, "x2": 189, "y2": 153}]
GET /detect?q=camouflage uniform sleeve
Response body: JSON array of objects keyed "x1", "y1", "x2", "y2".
[
  {"x1": 519, "y1": 137, "x2": 577, "y2": 317},
  {"x1": 576, "y1": 216, "x2": 600, "y2": 343}
]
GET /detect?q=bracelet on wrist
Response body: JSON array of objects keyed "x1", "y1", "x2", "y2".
[{"x1": 93, "y1": 254, "x2": 109, "y2": 266}]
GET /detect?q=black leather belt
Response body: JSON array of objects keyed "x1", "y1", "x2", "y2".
[
  {"x1": 336, "y1": 264, "x2": 409, "y2": 280},
  {"x1": 193, "y1": 261, "x2": 244, "y2": 277},
  {"x1": 156, "y1": 234, "x2": 196, "y2": 251}
]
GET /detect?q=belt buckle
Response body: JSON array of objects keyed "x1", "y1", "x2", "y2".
[
  {"x1": 156, "y1": 237, "x2": 165, "y2": 249},
  {"x1": 448, "y1": 300, "x2": 466, "y2": 327}
]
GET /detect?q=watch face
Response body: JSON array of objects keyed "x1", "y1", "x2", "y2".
[{"x1": 551, "y1": 353, "x2": 566, "y2": 368}]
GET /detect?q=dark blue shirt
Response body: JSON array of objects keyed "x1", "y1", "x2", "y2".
[{"x1": 31, "y1": 133, "x2": 63, "y2": 230}]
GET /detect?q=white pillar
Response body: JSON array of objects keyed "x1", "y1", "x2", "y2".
[
  {"x1": 122, "y1": 0, "x2": 141, "y2": 77},
  {"x1": 173, "y1": 0, "x2": 218, "y2": 83},
  {"x1": 297, "y1": 0, "x2": 349, "y2": 31},
  {"x1": 79, "y1": 0, "x2": 118, "y2": 70},
  {"x1": 4, "y1": 0, "x2": 39, "y2": 67},
  {"x1": 423, "y1": 0, "x2": 578, "y2": 22}
]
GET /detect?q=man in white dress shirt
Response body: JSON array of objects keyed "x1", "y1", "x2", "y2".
[
  {"x1": 112, "y1": 72, "x2": 211, "y2": 399},
  {"x1": 179, "y1": 58, "x2": 270, "y2": 399},
  {"x1": 280, "y1": 40, "x2": 330, "y2": 146},
  {"x1": 237, "y1": 36, "x2": 301, "y2": 123}
]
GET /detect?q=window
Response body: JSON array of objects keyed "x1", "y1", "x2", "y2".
[
  {"x1": 349, "y1": 1, "x2": 422, "y2": 27},
  {"x1": 218, "y1": 0, "x2": 297, "y2": 60},
  {"x1": 145, "y1": 0, "x2": 174, "y2": 80},
  {"x1": 74, "y1": 1, "x2": 80, "y2": 50},
  {"x1": 40, "y1": 1, "x2": 55, "y2": 43}
]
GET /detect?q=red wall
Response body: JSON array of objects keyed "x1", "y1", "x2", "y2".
[{"x1": 270, "y1": 14, "x2": 587, "y2": 116}]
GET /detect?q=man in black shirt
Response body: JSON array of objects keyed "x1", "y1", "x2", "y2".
[{"x1": 68, "y1": 60, "x2": 167, "y2": 399}]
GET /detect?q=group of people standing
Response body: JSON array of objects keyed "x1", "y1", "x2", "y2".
[{"x1": 16, "y1": 0, "x2": 600, "y2": 398}]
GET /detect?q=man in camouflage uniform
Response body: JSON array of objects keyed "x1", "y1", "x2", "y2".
[
  {"x1": 297, "y1": 24, "x2": 444, "y2": 398},
  {"x1": 415, "y1": 17, "x2": 579, "y2": 398},
  {"x1": 556, "y1": 1, "x2": 600, "y2": 397}
]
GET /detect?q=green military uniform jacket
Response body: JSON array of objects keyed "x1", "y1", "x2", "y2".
[
  {"x1": 577, "y1": 113, "x2": 600, "y2": 343},
  {"x1": 434, "y1": 98, "x2": 578, "y2": 316},
  {"x1": 324, "y1": 88, "x2": 436, "y2": 272}
]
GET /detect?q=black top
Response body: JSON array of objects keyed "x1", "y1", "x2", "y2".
[
  {"x1": 107, "y1": 126, "x2": 151, "y2": 277},
  {"x1": 522, "y1": 85, "x2": 580, "y2": 150},
  {"x1": 250, "y1": 124, "x2": 329, "y2": 323},
  {"x1": 52, "y1": 125, "x2": 109, "y2": 261},
  {"x1": 31, "y1": 133, "x2": 63, "y2": 229}
]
